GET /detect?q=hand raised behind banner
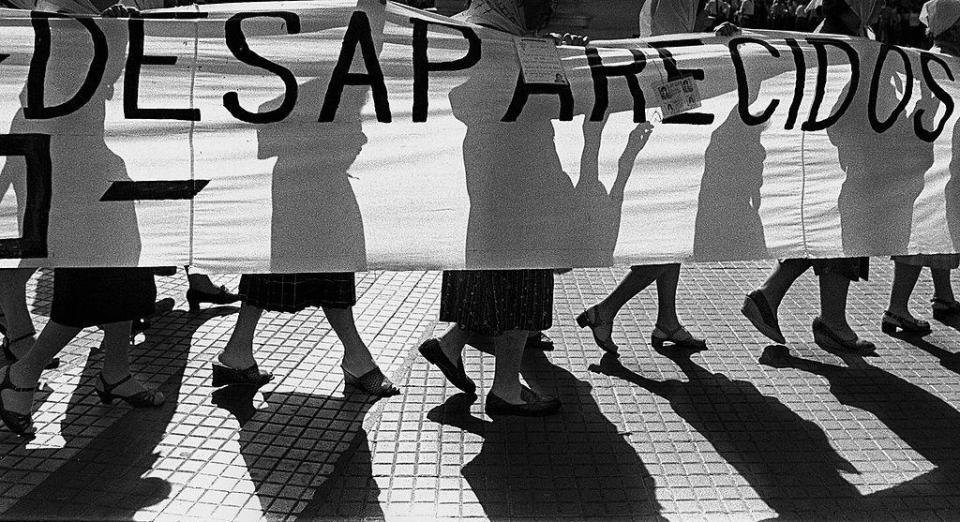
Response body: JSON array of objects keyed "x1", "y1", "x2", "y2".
[
  {"x1": 100, "y1": 3, "x2": 140, "y2": 17},
  {"x1": 547, "y1": 32, "x2": 590, "y2": 46},
  {"x1": 713, "y1": 22, "x2": 741, "y2": 36},
  {"x1": 621, "y1": 122, "x2": 655, "y2": 159}
]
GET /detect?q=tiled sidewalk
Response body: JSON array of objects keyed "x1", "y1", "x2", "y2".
[{"x1": 2, "y1": 263, "x2": 960, "y2": 521}]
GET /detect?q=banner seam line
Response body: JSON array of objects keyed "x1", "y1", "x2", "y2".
[{"x1": 188, "y1": 9, "x2": 199, "y2": 269}]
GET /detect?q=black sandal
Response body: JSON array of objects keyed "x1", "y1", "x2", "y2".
[
  {"x1": 94, "y1": 374, "x2": 165, "y2": 408},
  {"x1": 342, "y1": 365, "x2": 401, "y2": 397},
  {"x1": 881, "y1": 310, "x2": 931, "y2": 335},
  {"x1": 211, "y1": 362, "x2": 273, "y2": 388},
  {"x1": 2, "y1": 331, "x2": 59, "y2": 370},
  {"x1": 0, "y1": 366, "x2": 35, "y2": 436},
  {"x1": 932, "y1": 298, "x2": 960, "y2": 321}
]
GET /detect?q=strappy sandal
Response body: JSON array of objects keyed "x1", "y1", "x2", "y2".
[
  {"x1": 94, "y1": 374, "x2": 165, "y2": 408},
  {"x1": 651, "y1": 324, "x2": 707, "y2": 352},
  {"x1": 881, "y1": 310, "x2": 931, "y2": 335},
  {"x1": 0, "y1": 366, "x2": 35, "y2": 436},
  {"x1": 2, "y1": 331, "x2": 59, "y2": 370},
  {"x1": 932, "y1": 298, "x2": 960, "y2": 321},
  {"x1": 576, "y1": 306, "x2": 619, "y2": 354},
  {"x1": 342, "y1": 365, "x2": 401, "y2": 397}
]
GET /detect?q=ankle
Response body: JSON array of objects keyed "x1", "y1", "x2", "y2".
[{"x1": 218, "y1": 351, "x2": 256, "y2": 370}]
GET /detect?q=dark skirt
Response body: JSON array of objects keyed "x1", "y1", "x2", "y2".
[
  {"x1": 439, "y1": 269, "x2": 553, "y2": 336},
  {"x1": 51, "y1": 268, "x2": 156, "y2": 328},
  {"x1": 238, "y1": 273, "x2": 356, "y2": 313},
  {"x1": 782, "y1": 257, "x2": 869, "y2": 282}
]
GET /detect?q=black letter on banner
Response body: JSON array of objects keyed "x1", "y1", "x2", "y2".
[
  {"x1": 319, "y1": 11, "x2": 391, "y2": 123},
  {"x1": 784, "y1": 38, "x2": 806, "y2": 130},
  {"x1": 125, "y1": 17, "x2": 200, "y2": 120},
  {"x1": 801, "y1": 37, "x2": 859, "y2": 132},
  {"x1": 867, "y1": 44, "x2": 912, "y2": 134},
  {"x1": 585, "y1": 47, "x2": 646, "y2": 122},
  {"x1": 0, "y1": 134, "x2": 51, "y2": 258},
  {"x1": 411, "y1": 18, "x2": 481, "y2": 122},
  {"x1": 915, "y1": 52, "x2": 954, "y2": 142},
  {"x1": 223, "y1": 12, "x2": 301, "y2": 124},
  {"x1": 729, "y1": 37, "x2": 780, "y2": 126},
  {"x1": 501, "y1": 74, "x2": 574, "y2": 122},
  {"x1": 647, "y1": 40, "x2": 713, "y2": 124},
  {"x1": 25, "y1": 12, "x2": 107, "y2": 119}
]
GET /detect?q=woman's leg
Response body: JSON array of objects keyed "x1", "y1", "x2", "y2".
[
  {"x1": 931, "y1": 268, "x2": 956, "y2": 303},
  {"x1": 888, "y1": 261, "x2": 922, "y2": 318},
  {"x1": 489, "y1": 329, "x2": 529, "y2": 403},
  {"x1": 818, "y1": 272, "x2": 855, "y2": 338},
  {"x1": 593, "y1": 265, "x2": 669, "y2": 320},
  {"x1": 0, "y1": 268, "x2": 38, "y2": 359},
  {"x1": 4, "y1": 321, "x2": 79, "y2": 415},
  {"x1": 654, "y1": 264, "x2": 682, "y2": 330},
  {"x1": 99, "y1": 321, "x2": 161, "y2": 398},
  {"x1": 437, "y1": 322, "x2": 470, "y2": 365},
  {"x1": 323, "y1": 305, "x2": 376, "y2": 376},
  {"x1": 218, "y1": 302, "x2": 263, "y2": 369},
  {"x1": 757, "y1": 259, "x2": 810, "y2": 311}
]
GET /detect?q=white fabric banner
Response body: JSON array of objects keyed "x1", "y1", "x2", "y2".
[{"x1": 0, "y1": 0, "x2": 957, "y2": 272}]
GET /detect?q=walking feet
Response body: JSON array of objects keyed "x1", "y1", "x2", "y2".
[
  {"x1": 95, "y1": 374, "x2": 165, "y2": 408},
  {"x1": 342, "y1": 365, "x2": 401, "y2": 397},
  {"x1": 812, "y1": 317, "x2": 875, "y2": 355},
  {"x1": 211, "y1": 360, "x2": 273, "y2": 388},
  {"x1": 741, "y1": 290, "x2": 786, "y2": 344},
  {"x1": 881, "y1": 310, "x2": 931, "y2": 336},
  {"x1": 0, "y1": 366, "x2": 35, "y2": 437},
  {"x1": 576, "y1": 306, "x2": 618, "y2": 354},
  {"x1": 418, "y1": 338, "x2": 476, "y2": 394},
  {"x1": 485, "y1": 387, "x2": 561, "y2": 417},
  {"x1": 187, "y1": 286, "x2": 240, "y2": 312},
  {"x1": 651, "y1": 324, "x2": 707, "y2": 352}
]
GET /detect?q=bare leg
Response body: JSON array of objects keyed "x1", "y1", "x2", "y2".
[
  {"x1": 437, "y1": 322, "x2": 470, "y2": 365},
  {"x1": 931, "y1": 268, "x2": 956, "y2": 303},
  {"x1": 757, "y1": 259, "x2": 809, "y2": 310},
  {"x1": 323, "y1": 306, "x2": 376, "y2": 376},
  {"x1": 4, "y1": 321, "x2": 79, "y2": 415},
  {"x1": 0, "y1": 268, "x2": 38, "y2": 358},
  {"x1": 654, "y1": 264, "x2": 682, "y2": 331},
  {"x1": 99, "y1": 321, "x2": 156, "y2": 396},
  {"x1": 888, "y1": 261, "x2": 922, "y2": 318},
  {"x1": 595, "y1": 264, "x2": 671, "y2": 320},
  {"x1": 219, "y1": 303, "x2": 262, "y2": 369},
  {"x1": 818, "y1": 272, "x2": 856, "y2": 339},
  {"x1": 489, "y1": 329, "x2": 528, "y2": 404}
]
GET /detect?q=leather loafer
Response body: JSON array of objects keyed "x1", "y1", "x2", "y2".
[
  {"x1": 741, "y1": 290, "x2": 786, "y2": 344},
  {"x1": 418, "y1": 338, "x2": 476, "y2": 394}
]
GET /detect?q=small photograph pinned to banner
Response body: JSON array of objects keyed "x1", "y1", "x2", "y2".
[
  {"x1": 654, "y1": 76, "x2": 702, "y2": 119},
  {"x1": 515, "y1": 37, "x2": 569, "y2": 85}
]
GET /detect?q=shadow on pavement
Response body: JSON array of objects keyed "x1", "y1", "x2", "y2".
[
  {"x1": 2, "y1": 307, "x2": 232, "y2": 519},
  {"x1": 428, "y1": 349, "x2": 665, "y2": 520},
  {"x1": 590, "y1": 350, "x2": 864, "y2": 518},
  {"x1": 212, "y1": 383, "x2": 384, "y2": 520}
]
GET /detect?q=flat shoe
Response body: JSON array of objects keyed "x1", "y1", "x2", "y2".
[
  {"x1": 0, "y1": 366, "x2": 35, "y2": 437},
  {"x1": 343, "y1": 365, "x2": 401, "y2": 397},
  {"x1": 187, "y1": 286, "x2": 241, "y2": 312},
  {"x1": 881, "y1": 310, "x2": 931, "y2": 336},
  {"x1": 651, "y1": 323, "x2": 707, "y2": 352},
  {"x1": 576, "y1": 306, "x2": 618, "y2": 354},
  {"x1": 741, "y1": 290, "x2": 786, "y2": 344},
  {"x1": 211, "y1": 362, "x2": 273, "y2": 388},
  {"x1": 418, "y1": 338, "x2": 476, "y2": 394},
  {"x1": 932, "y1": 298, "x2": 960, "y2": 321},
  {"x1": 485, "y1": 391, "x2": 561, "y2": 417},
  {"x1": 524, "y1": 332, "x2": 554, "y2": 351},
  {"x1": 812, "y1": 317, "x2": 875, "y2": 355}
]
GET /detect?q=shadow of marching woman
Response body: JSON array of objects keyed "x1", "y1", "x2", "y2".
[
  {"x1": 589, "y1": 350, "x2": 868, "y2": 518},
  {"x1": 1, "y1": 307, "x2": 235, "y2": 519},
  {"x1": 428, "y1": 346, "x2": 665, "y2": 519},
  {"x1": 210, "y1": 383, "x2": 385, "y2": 520},
  {"x1": 759, "y1": 345, "x2": 960, "y2": 477}
]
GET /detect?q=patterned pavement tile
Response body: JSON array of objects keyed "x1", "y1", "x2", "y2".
[{"x1": 1, "y1": 264, "x2": 960, "y2": 520}]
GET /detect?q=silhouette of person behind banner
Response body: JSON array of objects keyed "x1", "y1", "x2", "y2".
[
  {"x1": 257, "y1": 78, "x2": 367, "y2": 272},
  {"x1": 829, "y1": 47, "x2": 935, "y2": 256}
]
